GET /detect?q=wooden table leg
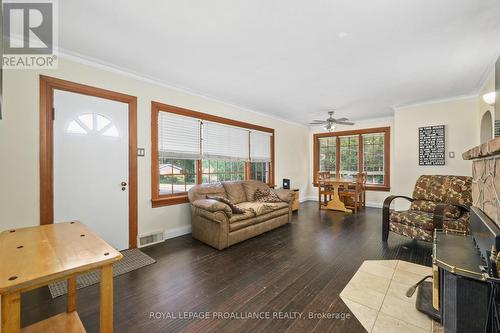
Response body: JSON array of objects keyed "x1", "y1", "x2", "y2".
[
  {"x1": 100, "y1": 264, "x2": 113, "y2": 333},
  {"x1": 325, "y1": 183, "x2": 352, "y2": 213},
  {"x1": 67, "y1": 275, "x2": 77, "y2": 313},
  {"x1": 1, "y1": 291, "x2": 21, "y2": 333}
]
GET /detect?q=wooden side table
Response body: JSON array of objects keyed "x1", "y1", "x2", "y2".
[
  {"x1": 0, "y1": 222, "x2": 123, "y2": 333},
  {"x1": 292, "y1": 189, "x2": 299, "y2": 211}
]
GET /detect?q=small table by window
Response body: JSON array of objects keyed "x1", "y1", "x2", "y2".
[
  {"x1": 0, "y1": 221, "x2": 123, "y2": 333},
  {"x1": 320, "y1": 178, "x2": 355, "y2": 213}
]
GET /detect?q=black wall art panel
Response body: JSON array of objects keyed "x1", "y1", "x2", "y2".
[{"x1": 419, "y1": 125, "x2": 445, "y2": 166}]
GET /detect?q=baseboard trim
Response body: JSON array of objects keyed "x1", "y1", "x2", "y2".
[
  {"x1": 163, "y1": 225, "x2": 192, "y2": 240},
  {"x1": 300, "y1": 196, "x2": 382, "y2": 208}
]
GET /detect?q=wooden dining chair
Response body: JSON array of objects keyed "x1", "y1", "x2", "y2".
[
  {"x1": 317, "y1": 171, "x2": 333, "y2": 209},
  {"x1": 340, "y1": 173, "x2": 366, "y2": 213}
]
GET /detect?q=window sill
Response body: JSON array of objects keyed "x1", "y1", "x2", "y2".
[{"x1": 152, "y1": 195, "x2": 189, "y2": 208}]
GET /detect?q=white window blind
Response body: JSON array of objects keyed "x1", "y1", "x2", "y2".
[
  {"x1": 158, "y1": 112, "x2": 201, "y2": 159},
  {"x1": 202, "y1": 121, "x2": 250, "y2": 161},
  {"x1": 250, "y1": 131, "x2": 272, "y2": 162}
]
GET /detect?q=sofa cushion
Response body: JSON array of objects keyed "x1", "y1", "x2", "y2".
[
  {"x1": 238, "y1": 201, "x2": 279, "y2": 216},
  {"x1": 207, "y1": 195, "x2": 246, "y2": 214},
  {"x1": 222, "y1": 181, "x2": 247, "y2": 204},
  {"x1": 229, "y1": 209, "x2": 256, "y2": 223},
  {"x1": 254, "y1": 188, "x2": 282, "y2": 202},
  {"x1": 229, "y1": 207, "x2": 289, "y2": 232},
  {"x1": 241, "y1": 180, "x2": 269, "y2": 202},
  {"x1": 410, "y1": 200, "x2": 461, "y2": 219},
  {"x1": 188, "y1": 183, "x2": 226, "y2": 202}
]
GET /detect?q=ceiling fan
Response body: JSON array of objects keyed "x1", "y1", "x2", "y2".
[{"x1": 309, "y1": 111, "x2": 354, "y2": 132}]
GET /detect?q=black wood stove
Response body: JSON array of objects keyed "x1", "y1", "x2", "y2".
[{"x1": 420, "y1": 207, "x2": 500, "y2": 333}]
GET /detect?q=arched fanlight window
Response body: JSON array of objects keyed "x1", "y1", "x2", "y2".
[{"x1": 67, "y1": 113, "x2": 119, "y2": 137}]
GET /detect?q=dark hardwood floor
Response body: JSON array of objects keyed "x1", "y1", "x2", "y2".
[{"x1": 21, "y1": 202, "x2": 432, "y2": 332}]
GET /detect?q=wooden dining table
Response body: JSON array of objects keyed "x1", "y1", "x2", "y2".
[{"x1": 321, "y1": 178, "x2": 355, "y2": 213}]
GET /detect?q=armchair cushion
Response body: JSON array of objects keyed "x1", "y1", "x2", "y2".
[
  {"x1": 412, "y1": 175, "x2": 472, "y2": 206},
  {"x1": 192, "y1": 199, "x2": 232, "y2": 216},
  {"x1": 410, "y1": 200, "x2": 461, "y2": 219}
]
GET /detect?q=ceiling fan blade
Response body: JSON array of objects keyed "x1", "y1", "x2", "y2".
[
  {"x1": 309, "y1": 121, "x2": 327, "y2": 124},
  {"x1": 335, "y1": 121, "x2": 355, "y2": 125},
  {"x1": 336, "y1": 117, "x2": 348, "y2": 122}
]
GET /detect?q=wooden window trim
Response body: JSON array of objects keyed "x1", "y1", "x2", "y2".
[
  {"x1": 313, "y1": 126, "x2": 391, "y2": 191},
  {"x1": 151, "y1": 101, "x2": 275, "y2": 207}
]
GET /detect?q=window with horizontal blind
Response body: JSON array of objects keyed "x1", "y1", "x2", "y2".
[
  {"x1": 151, "y1": 102, "x2": 275, "y2": 207},
  {"x1": 313, "y1": 127, "x2": 390, "y2": 191}
]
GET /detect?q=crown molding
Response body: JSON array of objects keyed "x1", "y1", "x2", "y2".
[
  {"x1": 393, "y1": 93, "x2": 479, "y2": 111},
  {"x1": 57, "y1": 48, "x2": 307, "y2": 128}
]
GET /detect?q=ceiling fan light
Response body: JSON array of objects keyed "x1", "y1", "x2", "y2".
[
  {"x1": 325, "y1": 123, "x2": 335, "y2": 132},
  {"x1": 483, "y1": 92, "x2": 496, "y2": 106}
]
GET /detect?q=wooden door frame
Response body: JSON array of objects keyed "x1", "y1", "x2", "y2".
[{"x1": 39, "y1": 75, "x2": 138, "y2": 248}]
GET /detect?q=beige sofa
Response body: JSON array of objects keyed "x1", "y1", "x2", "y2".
[{"x1": 187, "y1": 180, "x2": 294, "y2": 250}]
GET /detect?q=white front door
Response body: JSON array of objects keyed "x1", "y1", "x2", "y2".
[{"x1": 53, "y1": 90, "x2": 129, "y2": 250}]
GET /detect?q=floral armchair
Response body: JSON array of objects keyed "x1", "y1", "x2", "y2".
[{"x1": 382, "y1": 175, "x2": 472, "y2": 242}]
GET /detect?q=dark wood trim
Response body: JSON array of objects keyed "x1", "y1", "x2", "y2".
[
  {"x1": 151, "y1": 101, "x2": 274, "y2": 134},
  {"x1": 314, "y1": 126, "x2": 390, "y2": 138},
  {"x1": 152, "y1": 195, "x2": 190, "y2": 208},
  {"x1": 313, "y1": 126, "x2": 391, "y2": 191},
  {"x1": 151, "y1": 101, "x2": 276, "y2": 207},
  {"x1": 39, "y1": 75, "x2": 138, "y2": 248}
]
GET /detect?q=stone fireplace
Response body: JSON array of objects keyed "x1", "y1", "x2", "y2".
[{"x1": 463, "y1": 136, "x2": 500, "y2": 227}]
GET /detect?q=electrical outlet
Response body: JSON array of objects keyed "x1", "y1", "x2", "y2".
[
  {"x1": 449, "y1": 152, "x2": 455, "y2": 158},
  {"x1": 137, "y1": 148, "x2": 145, "y2": 157}
]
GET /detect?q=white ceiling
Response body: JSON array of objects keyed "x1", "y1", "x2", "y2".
[{"x1": 59, "y1": 0, "x2": 500, "y2": 124}]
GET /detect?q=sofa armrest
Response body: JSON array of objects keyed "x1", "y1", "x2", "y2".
[
  {"x1": 275, "y1": 189, "x2": 294, "y2": 203},
  {"x1": 192, "y1": 199, "x2": 232, "y2": 216}
]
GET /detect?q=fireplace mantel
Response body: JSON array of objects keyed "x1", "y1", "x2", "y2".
[{"x1": 463, "y1": 137, "x2": 500, "y2": 227}]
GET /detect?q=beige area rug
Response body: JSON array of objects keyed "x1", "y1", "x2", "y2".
[{"x1": 340, "y1": 260, "x2": 442, "y2": 333}]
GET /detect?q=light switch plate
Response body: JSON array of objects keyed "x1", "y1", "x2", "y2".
[{"x1": 137, "y1": 148, "x2": 145, "y2": 157}]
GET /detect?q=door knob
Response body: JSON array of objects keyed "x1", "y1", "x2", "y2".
[{"x1": 121, "y1": 181, "x2": 127, "y2": 186}]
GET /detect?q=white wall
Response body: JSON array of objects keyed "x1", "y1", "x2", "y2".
[
  {"x1": 392, "y1": 97, "x2": 479, "y2": 209},
  {"x1": 478, "y1": 70, "x2": 496, "y2": 142},
  {"x1": 307, "y1": 117, "x2": 394, "y2": 207},
  {"x1": 0, "y1": 57, "x2": 310, "y2": 238}
]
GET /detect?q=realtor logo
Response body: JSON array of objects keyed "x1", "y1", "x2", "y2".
[{"x1": 2, "y1": 0, "x2": 58, "y2": 69}]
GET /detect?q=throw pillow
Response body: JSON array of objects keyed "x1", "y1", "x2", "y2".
[
  {"x1": 253, "y1": 188, "x2": 282, "y2": 203},
  {"x1": 206, "y1": 195, "x2": 246, "y2": 214}
]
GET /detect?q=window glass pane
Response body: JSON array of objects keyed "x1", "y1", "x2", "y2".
[
  {"x1": 250, "y1": 162, "x2": 269, "y2": 184},
  {"x1": 201, "y1": 160, "x2": 245, "y2": 184},
  {"x1": 339, "y1": 135, "x2": 358, "y2": 178},
  {"x1": 363, "y1": 133, "x2": 385, "y2": 184},
  {"x1": 318, "y1": 137, "x2": 336, "y2": 177},
  {"x1": 159, "y1": 158, "x2": 197, "y2": 195}
]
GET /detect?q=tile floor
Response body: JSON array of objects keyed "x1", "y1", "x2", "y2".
[{"x1": 340, "y1": 260, "x2": 441, "y2": 333}]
